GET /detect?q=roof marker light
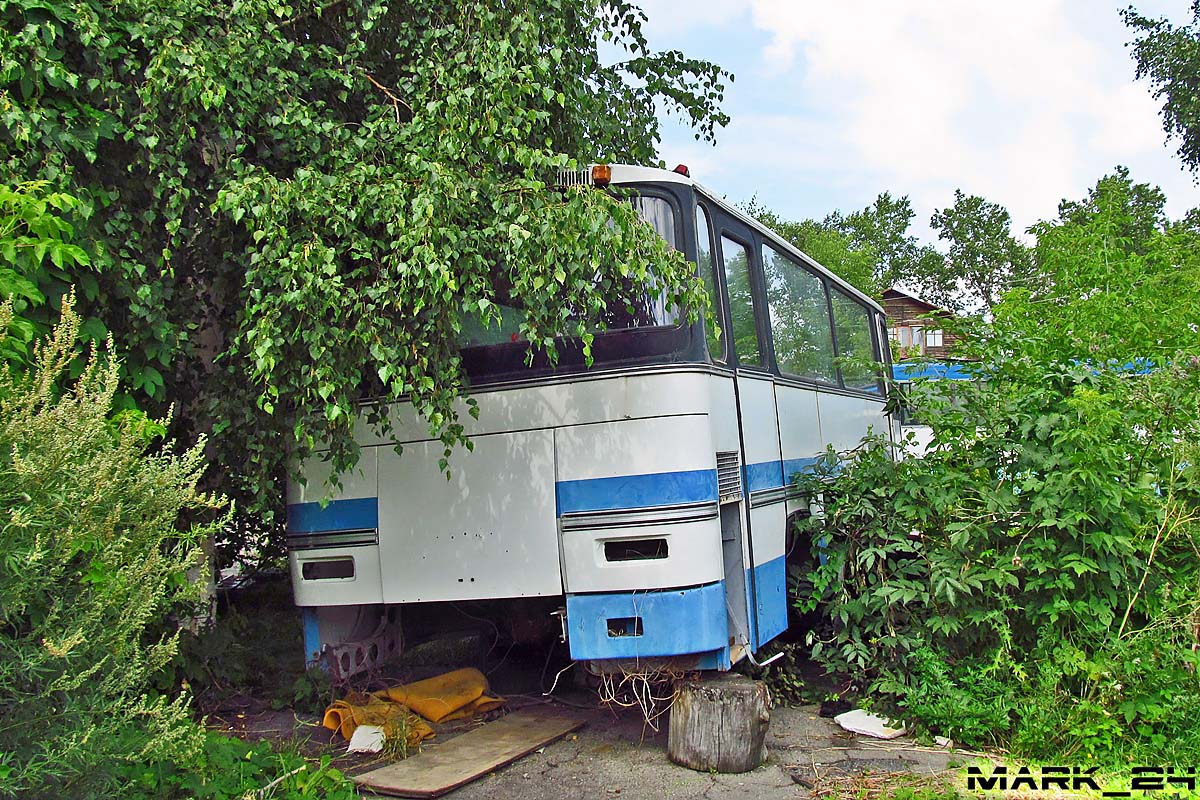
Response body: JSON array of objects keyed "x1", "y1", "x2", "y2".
[{"x1": 673, "y1": 164, "x2": 690, "y2": 177}]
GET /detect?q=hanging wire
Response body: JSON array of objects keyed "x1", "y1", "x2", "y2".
[{"x1": 594, "y1": 661, "x2": 687, "y2": 733}]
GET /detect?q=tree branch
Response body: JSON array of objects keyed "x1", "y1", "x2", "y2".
[{"x1": 365, "y1": 74, "x2": 412, "y2": 125}]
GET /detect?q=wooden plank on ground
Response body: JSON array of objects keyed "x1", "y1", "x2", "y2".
[{"x1": 353, "y1": 706, "x2": 585, "y2": 798}]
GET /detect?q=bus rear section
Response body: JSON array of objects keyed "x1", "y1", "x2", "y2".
[
  {"x1": 284, "y1": 163, "x2": 894, "y2": 678},
  {"x1": 287, "y1": 369, "x2": 738, "y2": 674}
]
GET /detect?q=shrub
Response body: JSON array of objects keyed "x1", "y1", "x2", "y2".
[
  {"x1": 888, "y1": 647, "x2": 1018, "y2": 749},
  {"x1": 1010, "y1": 629, "x2": 1200, "y2": 763},
  {"x1": 114, "y1": 731, "x2": 358, "y2": 800},
  {"x1": 794, "y1": 354, "x2": 1200, "y2": 762},
  {"x1": 0, "y1": 298, "x2": 226, "y2": 798}
]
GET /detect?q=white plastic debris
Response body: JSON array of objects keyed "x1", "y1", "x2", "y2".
[
  {"x1": 833, "y1": 709, "x2": 906, "y2": 739},
  {"x1": 934, "y1": 735, "x2": 953, "y2": 748},
  {"x1": 347, "y1": 724, "x2": 386, "y2": 754}
]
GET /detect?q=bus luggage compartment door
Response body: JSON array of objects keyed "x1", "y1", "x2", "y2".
[
  {"x1": 375, "y1": 429, "x2": 561, "y2": 603},
  {"x1": 554, "y1": 415, "x2": 723, "y2": 594}
]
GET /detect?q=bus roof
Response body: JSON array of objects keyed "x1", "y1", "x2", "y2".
[{"x1": 601, "y1": 163, "x2": 885, "y2": 315}]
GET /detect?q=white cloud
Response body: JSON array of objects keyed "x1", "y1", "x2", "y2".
[
  {"x1": 635, "y1": 0, "x2": 749, "y2": 35},
  {"x1": 752, "y1": 3, "x2": 1139, "y2": 221},
  {"x1": 646, "y1": 0, "x2": 1200, "y2": 239}
]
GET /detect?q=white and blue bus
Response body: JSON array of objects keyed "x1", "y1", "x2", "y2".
[{"x1": 286, "y1": 164, "x2": 896, "y2": 678}]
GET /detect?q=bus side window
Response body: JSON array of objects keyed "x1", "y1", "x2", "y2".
[
  {"x1": 876, "y1": 311, "x2": 891, "y2": 391},
  {"x1": 720, "y1": 235, "x2": 764, "y2": 368},
  {"x1": 761, "y1": 242, "x2": 836, "y2": 383},
  {"x1": 695, "y1": 205, "x2": 724, "y2": 363},
  {"x1": 830, "y1": 289, "x2": 880, "y2": 392},
  {"x1": 633, "y1": 195, "x2": 678, "y2": 250}
]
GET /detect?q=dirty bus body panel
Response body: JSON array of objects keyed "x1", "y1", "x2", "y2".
[{"x1": 287, "y1": 164, "x2": 893, "y2": 675}]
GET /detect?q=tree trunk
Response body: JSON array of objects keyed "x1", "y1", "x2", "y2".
[{"x1": 667, "y1": 673, "x2": 770, "y2": 773}]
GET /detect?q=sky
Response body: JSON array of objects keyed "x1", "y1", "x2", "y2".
[{"x1": 634, "y1": 0, "x2": 1200, "y2": 244}]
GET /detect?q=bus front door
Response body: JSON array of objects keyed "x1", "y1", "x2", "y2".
[{"x1": 715, "y1": 226, "x2": 789, "y2": 651}]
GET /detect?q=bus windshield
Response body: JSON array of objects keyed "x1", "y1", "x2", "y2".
[{"x1": 458, "y1": 194, "x2": 695, "y2": 383}]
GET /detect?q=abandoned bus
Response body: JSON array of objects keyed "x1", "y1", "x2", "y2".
[{"x1": 286, "y1": 164, "x2": 896, "y2": 678}]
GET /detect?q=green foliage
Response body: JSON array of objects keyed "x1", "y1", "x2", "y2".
[
  {"x1": 1125, "y1": 2, "x2": 1200, "y2": 175},
  {"x1": 288, "y1": 667, "x2": 335, "y2": 716},
  {"x1": 889, "y1": 648, "x2": 1017, "y2": 748},
  {"x1": 114, "y1": 731, "x2": 357, "y2": 800},
  {"x1": 799, "y1": 360, "x2": 1200, "y2": 758},
  {"x1": 0, "y1": 298, "x2": 227, "y2": 798},
  {"x1": 925, "y1": 189, "x2": 1035, "y2": 314},
  {"x1": 163, "y1": 578, "x2": 333, "y2": 716},
  {"x1": 0, "y1": 181, "x2": 94, "y2": 363},
  {"x1": 1021, "y1": 168, "x2": 1200, "y2": 363},
  {"x1": 1013, "y1": 631, "x2": 1200, "y2": 764},
  {"x1": 826, "y1": 191, "x2": 944, "y2": 294},
  {"x1": 744, "y1": 199, "x2": 882, "y2": 297},
  {"x1": 792, "y1": 172, "x2": 1200, "y2": 762},
  {"x1": 0, "y1": 0, "x2": 730, "y2": 561}
]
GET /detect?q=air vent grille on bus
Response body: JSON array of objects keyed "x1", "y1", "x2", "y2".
[
  {"x1": 716, "y1": 451, "x2": 742, "y2": 504},
  {"x1": 555, "y1": 168, "x2": 593, "y2": 188}
]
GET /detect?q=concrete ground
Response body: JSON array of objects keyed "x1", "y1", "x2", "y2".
[
  {"x1": 429, "y1": 700, "x2": 966, "y2": 800},
  {"x1": 222, "y1": 692, "x2": 975, "y2": 798},
  {"x1": 214, "y1": 634, "x2": 973, "y2": 800}
]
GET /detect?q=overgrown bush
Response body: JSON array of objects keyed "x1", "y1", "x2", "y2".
[
  {"x1": 795, "y1": 356, "x2": 1200, "y2": 760},
  {"x1": 1012, "y1": 629, "x2": 1200, "y2": 763},
  {"x1": 891, "y1": 648, "x2": 1017, "y2": 748},
  {"x1": 791, "y1": 171, "x2": 1200, "y2": 761},
  {"x1": 0, "y1": 298, "x2": 225, "y2": 798},
  {"x1": 114, "y1": 731, "x2": 357, "y2": 800}
]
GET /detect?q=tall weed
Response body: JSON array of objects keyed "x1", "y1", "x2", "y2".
[{"x1": 0, "y1": 298, "x2": 226, "y2": 797}]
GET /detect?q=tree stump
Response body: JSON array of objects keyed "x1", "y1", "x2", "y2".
[{"x1": 667, "y1": 673, "x2": 770, "y2": 773}]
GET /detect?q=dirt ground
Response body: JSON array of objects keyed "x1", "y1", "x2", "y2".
[
  {"x1": 434, "y1": 699, "x2": 965, "y2": 800},
  {"x1": 207, "y1": 626, "x2": 973, "y2": 799},
  {"x1": 220, "y1": 690, "x2": 972, "y2": 800}
]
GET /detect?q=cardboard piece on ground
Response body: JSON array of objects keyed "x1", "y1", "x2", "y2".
[
  {"x1": 834, "y1": 709, "x2": 906, "y2": 739},
  {"x1": 353, "y1": 706, "x2": 585, "y2": 798}
]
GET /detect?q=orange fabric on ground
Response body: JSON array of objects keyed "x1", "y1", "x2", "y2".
[
  {"x1": 322, "y1": 668, "x2": 504, "y2": 742},
  {"x1": 321, "y1": 691, "x2": 435, "y2": 747},
  {"x1": 375, "y1": 667, "x2": 505, "y2": 723}
]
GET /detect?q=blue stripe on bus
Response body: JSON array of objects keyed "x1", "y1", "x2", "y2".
[
  {"x1": 556, "y1": 468, "x2": 718, "y2": 515},
  {"x1": 564, "y1": 581, "x2": 728, "y2": 660},
  {"x1": 743, "y1": 460, "x2": 784, "y2": 492},
  {"x1": 287, "y1": 497, "x2": 379, "y2": 534},
  {"x1": 782, "y1": 457, "x2": 820, "y2": 482},
  {"x1": 745, "y1": 457, "x2": 822, "y2": 493}
]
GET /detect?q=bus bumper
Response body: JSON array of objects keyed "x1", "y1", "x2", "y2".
[{"x1": 564, "y1": 581, "x2": 729, "y2": 668}]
